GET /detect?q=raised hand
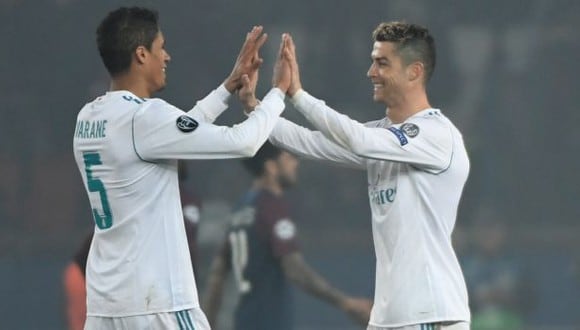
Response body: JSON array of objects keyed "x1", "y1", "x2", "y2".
[
  {"x1": 272, "y1": 33, "x2": 292, "y2": 92},
  {"x1": 238, "y1": 69, "x2": 259, "y2": 112},
  {"x1": 224, "y1": 26, "x2": 268, "y2": 93},
  {"x1": 341, "y1": 297, "x2": 373, "y2": 326},
  {"x1": 285, "y1": 34, "x2": 303, "y2": 97}
]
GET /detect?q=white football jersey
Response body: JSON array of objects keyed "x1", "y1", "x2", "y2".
[
  {"x1": 73, "y1": 85, "x2": 285, "y2": 317},
  {"x1": 270, "y1": 90, "x2": 470, "y2": 327}
]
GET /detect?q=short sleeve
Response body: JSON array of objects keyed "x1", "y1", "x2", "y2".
[{"x1": 256, "y1": 194, "x2": 299, "y2": 258}]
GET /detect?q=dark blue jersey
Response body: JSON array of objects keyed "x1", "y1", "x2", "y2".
[{"x1": 225, "y1": 189, "x2": 299, "y2": 330}]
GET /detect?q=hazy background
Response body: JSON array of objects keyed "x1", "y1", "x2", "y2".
[{"x1": 1, "y1": 0, "x2": 579, "y2": 329}]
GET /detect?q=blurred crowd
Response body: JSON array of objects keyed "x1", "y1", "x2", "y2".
[{"x1": 1, "y1": 0, "x2": 579, "y2": 329}]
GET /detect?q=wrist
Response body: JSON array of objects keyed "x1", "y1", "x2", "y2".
[
  {"x1": 243, "y1": 98, "x2": 260, "y2": 112},
  {"x1": 224, "y1": 77, "x2": 238, "y2": 93}
]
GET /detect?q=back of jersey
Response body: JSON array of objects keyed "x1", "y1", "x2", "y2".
[
  {"x1": 227, "y1": 189, "x2": 299, "y2": 330},
  {"x1": 73, "y1": 91, "x2": 196, "y2": 317}
]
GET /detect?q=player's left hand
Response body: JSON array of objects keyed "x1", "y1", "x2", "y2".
[{"x1": 224, "y1": 26, "x2": 268, "y2": 93}]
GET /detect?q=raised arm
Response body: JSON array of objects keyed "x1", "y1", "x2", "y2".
[
  {"x1": 187, "y1": 26, "x2": 268, "y2": 123},
  {"x1": 270, "y1": 118, "x2": 366, "y2": 170},
  {"x1": 133, "y1": 89, "x2": 285, "y2": 160},
  {"x1": 133, "y1": 34, "x2": 293, "y2": 161},
  {"x1": 285, "y1": 34, "x2": 452, "y2": 173},
  {"x1": 292, "y1": 91, "x2": 453, "y2": 172}
]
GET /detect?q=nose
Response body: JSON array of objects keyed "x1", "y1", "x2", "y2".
[
  {"x1": 165, "y1": 51, "x2": 171, "y2": 62},
  {"x1": 367, "y1": 63, "x2": 376, "y2": 78}
]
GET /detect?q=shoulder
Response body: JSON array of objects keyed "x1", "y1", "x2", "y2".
[
  {"x1": 364, "y1": 118, "x2": 388, "y2": 128},
  {"x1": 402, "y1": 109, "x2": 455, "y2": 138},
  {"x1": 256, "y1": 191, "x2": 289, "y2": 212}
]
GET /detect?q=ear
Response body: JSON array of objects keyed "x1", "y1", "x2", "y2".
[
  {"x1": 135, "y1": 46, "x2": 148, "y2": 65},
  {"x1": 407, "y1": 62, "x2": 424, "y2": 83}
]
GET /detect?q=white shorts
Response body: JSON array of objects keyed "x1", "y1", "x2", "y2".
[
  {"x1": 85, "y1": 308, "x2": 210, "y2": 330},
  {"x1": 368, "y1": 321, "x2": 470, "y2": 330}
]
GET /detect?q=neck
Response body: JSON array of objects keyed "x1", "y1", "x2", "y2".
[
  {"x1": 385, "y1": 89, "x2": 431, "y2": 124},
  {"x1": 110, "y1": 73, "x2": 151, "y2": 98},
  {"x1": 253, "y1": 176, "x2": 283, "y2": 196}
]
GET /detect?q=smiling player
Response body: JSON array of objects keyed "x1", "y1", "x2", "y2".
[
  {"x1": 267, "y1": 22, "x2": 471, "y2": 330},
  {"x1": 73, "y1": 7, "x2": 292, "y2": 329}
]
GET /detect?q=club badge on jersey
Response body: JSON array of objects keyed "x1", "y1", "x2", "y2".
[
  {"x1": 401, "y1": 123, "x2": 420, "y2": 138},
  {"x1": 176, "y1": 115, "x2": 199, "y2": 133}
]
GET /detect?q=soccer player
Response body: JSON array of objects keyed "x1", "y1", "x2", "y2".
[
  {"x1": 266, "y1": 23, "x2": 471, "y2": 330},
  {"x1": 72, "y1": 6, "x2": 292, "y2": 330},
  {"x1": 202, "y1": 142, "x2": 372, "y2": 330},
  {"x1": 63, "y1": 165, "x2": 202, "y2": 330}
]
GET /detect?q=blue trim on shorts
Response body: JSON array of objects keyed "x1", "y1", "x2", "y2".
[{"x1": 175, "y1": 311, "x2": 185, "y2": 330}]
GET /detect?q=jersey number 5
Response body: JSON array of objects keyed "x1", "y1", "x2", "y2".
[{"x1": 83, "y1": 152, "x2": 113, "y2": 229}]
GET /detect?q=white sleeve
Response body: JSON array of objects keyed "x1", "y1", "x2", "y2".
[
  {"x1": 133, "y1": 88, "x2": 285, "y2": 160},
  {"x1": 269, "y1": 118, "x2": 366, "y2": 170},
  {"x1": 292, "y1": 90, "x2": 453, "y2": 173},
  {"x1": 186, "y1": 84, "x2": 231, "y2": 123}
]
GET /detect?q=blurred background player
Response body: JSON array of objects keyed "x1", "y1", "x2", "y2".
[
  {"x1": 267, "y1": 23, "x2": 471, "y2": 330},
  {"x1": 63, "y1": 162, "x2": 203, "y2": 330},
  {"x1": 202, "y1": 142, "x2": 372, "y2": 330},
  {"x1": 73, "y1": 6, "x2": 292, "y2": 330},
  {"x1": 461, "y1": 212, "x2": 535, "y2": 330}
]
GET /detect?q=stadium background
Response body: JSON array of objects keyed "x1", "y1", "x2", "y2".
[{"x1": 0, "y1": 0, "x2": 578, "y2": 329}]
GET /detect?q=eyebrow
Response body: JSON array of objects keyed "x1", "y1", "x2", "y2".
[{"x1": 372, "y1": 56, "x2": 389, "y2": 62}]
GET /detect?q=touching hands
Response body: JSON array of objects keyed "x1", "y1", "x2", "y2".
[
  {"x1": 285, "y1": 34, "x2": 303, "y2": 97},
  {"x1": 272, "y1": 33, "x2": 292, "y2": 93},
  {"x1": 238, "y1": 69, "x2": 259, "y2": 112},
  {"x1": 234, "y1": 30, "x2": 295, "y2": 112},
  {"x1": 224, "y1": 26, "x2": 268, "y2": 93}
]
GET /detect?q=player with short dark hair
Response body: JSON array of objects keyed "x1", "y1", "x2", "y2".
[
  {"x1": 256, "y1": 22, "x2": 471, "y2": 330},
  {"x1": 73, "y1": 6, "x2": 292, "y2": 329},
  {"x1": 202, "y1": 142, "x2": 372, "y2": 330}
]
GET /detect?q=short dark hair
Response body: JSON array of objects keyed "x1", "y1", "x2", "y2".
[
  {"x1": 96, "y1": 7, "x2": 159, "y2": 77},
  {"x1": 242, "y1": 142, "x2": 283, "y2": 177},
  {"x1": 372, "y1": 22, "x2": 436, "y2": 82}
]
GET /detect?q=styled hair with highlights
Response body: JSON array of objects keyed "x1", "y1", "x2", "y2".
[{"x1": 372, "y1": 22, "x2": 436, "y2": 83}]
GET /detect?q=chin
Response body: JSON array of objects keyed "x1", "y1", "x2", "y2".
[{"x1": 156, "y1": 82, "x2": 167, "y2": 92}]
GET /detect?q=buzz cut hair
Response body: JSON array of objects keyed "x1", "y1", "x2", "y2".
[
  {"x1": 372, "y1": 22, "x2": 436, "y2": 83},
  {"x1": 96, "y1": 7, "x2": 160, "y2": 77}
]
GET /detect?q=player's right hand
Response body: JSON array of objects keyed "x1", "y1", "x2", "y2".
[
  {"x1": 272, "y1": 34, "x2": 292, "y2": 92},
  {"x1": 341, "y1": 297, "x2": 373, "y2": 326},
  {"x1": 224, "y1": 26, "x2": 268, "y2": 93}
]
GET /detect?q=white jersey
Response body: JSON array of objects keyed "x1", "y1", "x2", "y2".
[
  {"x1": 73, "y1": 85, "x2": 285, "y2": 317},
  {"x1": 270, "y1": 90, "x2": 470, "y2": 327}
]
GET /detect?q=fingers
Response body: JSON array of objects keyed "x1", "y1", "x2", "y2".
[
  {"x1": 246, "y1": 26, "x2": 263, "y2": 41},
  {"x1": 255, "y1": 32, "x2": 268, "y2": 50},
  {"x1": 278, "y1": 33, "x2": 287, "y2": 58},
  {"x1": 240, "y1": 74, "x2": 250, "y2": 88},
  {"x1": 287, "y1": 33, "x2": 296, "y2": 55}
]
